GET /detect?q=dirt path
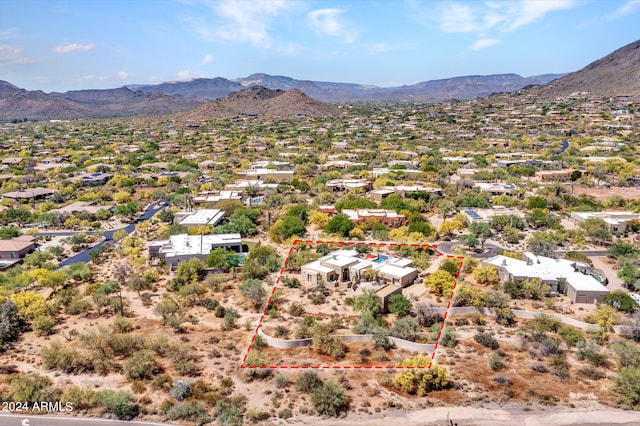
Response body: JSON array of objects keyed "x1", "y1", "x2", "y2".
[{"x1": 292, "y1": 403, "x2": 640, "y2": 426}]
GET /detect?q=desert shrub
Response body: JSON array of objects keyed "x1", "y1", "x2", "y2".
[
  {"x1": 61, "y1": 385, "x2": 95, "y2": 410},
  {"x1": 245, "y1": 408, "x2": 271, "y2": 422},
  {"x1": 7, "y1": 372, "x2": 60, "y2": 402},
  {"x1": 559, "y1": 326, "x2": 585, "y2": 347},
  {"x1": 415, "y1": 302, "x2": 443, "y2": 327},
  {"x1": 551, "y1": 355, "x2": 570, "y2": 379},
  {"x1": 576, "y1": 340, "x2": 609, "y2": 367},
  {"x1": 66, "y1": 297, "x2": 93, "y2": 315},
  {"x1": 175, "y1": 359, "x2": 200, "y2": 377},
  {"x1": 274, "y1": 374, "x2": 289, "y2": 389},
  {"x1": 296, "y1": 371, "x2": 323, "y2": 393},
  {"x1": 170, "y1": 380, "x2": 191, "y2": 401},
  {"x1": 32, "y1": 315, "x2": 55, "y2": 336},
  {"x1": 488, "y1": 352, "x2": 505, "y2": 371},
  {"x1": 0, "y1": 300, "x2": 23, "y2": 345},
  {"x1": 200, "y1": 298, "x2": 219, "y2": 311},
  {"x1": 111, "y1": 317, "x2": 134, "y2": 333},
  {"x1": 493, "y1": 376, "x2": 512, "y2": 387},
  {"x1": 395, "y1": 357, "x2": 449, "y2": 395},
  {"x1": 92, "y1": 390, "x2": 139, "y2": 420},
  {"x1": 612, "y1": 367, "x2": 640, "y2": 408},
  {"x1": 214, "y1": 398, "x2": 244, "y2": 426},
  {"x1": 123, "y1": 350, "x2": 163, "y2": 381},
  {"x1": 164, "y1": 401, "x2": 211, "y2": 424},
  {"x1": 151, "y1": 374, "x2": 174, "y2": 392},
  {"x1": 310, "y1": 381, "x2": 349, "y2": 417},
  {"x1": 577, "y1": 366, "x2": 606, "y2": 380},
  {"x1": 530, "y1": 363, "x2": 548, "y2": 373},
  {"x1": 274, "y1": 325, "x2": 290, "y2": 339},
  {"x1": 253, "y1": 334, "x2": 266, "y2": 350},
  {"x1": 41, "y1": 341, "x2": 93, "y2": 374},
  {"x1": 611, "y1": 339, "x2": 640, "y2": 369},
  {"x1": 440, "y1": 327, "x2": 457, "y2": 348},
  {"x1": 288, "y1": 302, "x2": 305, "y2": 317},
  {"x1": 474, "y1": 332, "x2": 499, "y2": 350},
  {"x1": 389, "y1": 316, "x2": 420, "y2": 341},
  {"x1": 278, "y1": 408, "x2": 292, "y2": 418},
  {"x1": 534, "y1": 313, "x2": 562, "y2": 333},
  {"x1": 238, "y1": 279, "x2": 267, "y2": 310},
  {"x1": 495, "y1": 307, "x2": 516, "y2": 326},
  {"x1": 453, "y1": 285, "x2": 486, "y2": 307},
  {"x1": 243, "y1": 351, "x2": 270, "y2": 380},
  {"x1": 107, "y1": 333, "x2": 146, "y2": 357}
]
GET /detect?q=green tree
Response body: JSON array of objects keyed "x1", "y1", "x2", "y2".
[
  {"x1": 424, "y1": 270, "x2": 456, "y2": 297},
  {"x1": 205, "y1": 248, "x2": 239, "y2": 270},
  {"x1": 526, "y1": 196, "x2": 548, "y2": 209},
  {"x1": 388, "y1": 293, "x2": 412, "y2": 316},
  {"x1": 469, "y1": 222, "x2": 492, "y2": 250},
  {"x1": 351, "y1": 289, "x2": 382, "y2": 316},
  {"x1": 324, "y1": 214, "x2": 355, "y2": 237},
  {"x1": 436, "y1": 199, "x2": 456, "y2": 220},
  {"x1": 602, "y1": 291, "x2": 638, "y2": 313}
]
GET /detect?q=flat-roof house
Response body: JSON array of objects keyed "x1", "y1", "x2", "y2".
[
  {"x1": 177, "y1": 209, "x2": 225, "y2": 228},
  {"x1": 193, "y1": 190, "x2": 242, "y2": 206},
  {"x1": 325, "y1": 179, "x2": 371, "y2": 192},
  {"x1": 342, "y1": 209, "x2": 406, "y2": 227},
  {"x1": 237, "y1": 168, "x2": 294, "y2": 182},
  {"x1": 483, "y1": 252, "x2": 609, "y2": 303},
  {"x1": 0, "y1": 236, "x2": 36, "y2": 270},
  {"x1": 462, "y1": 207, "x2": 525, "y2": 224},
  {"x1": 301, "y1": 249, "x2": 419, "y2": 289},
  {"x1": 570, "y1": 211, "x2": 640, "y2": 235},
  {"x1": 2, "y1": 188, "x2": 57, "y2": 201},
  {"x1": 473, "y1": 182, "x2": 518, "y2": 196},
  {"x1": 73, "y1": 172, "x2": 114, "y2": 186},
  {"x1": 148, "y1": 233, "x2": 242, "y2": 267}
]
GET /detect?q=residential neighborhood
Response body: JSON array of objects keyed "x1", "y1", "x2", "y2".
[{"x1": 1, "y1": 40, "x2": 640, "y2": 426}]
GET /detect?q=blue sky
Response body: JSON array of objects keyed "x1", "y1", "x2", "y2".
[{"x1": 1, "y1": 0, "x2": 639, "y2": 92}]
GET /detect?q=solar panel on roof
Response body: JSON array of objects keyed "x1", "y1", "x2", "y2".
[{"x1": 465, "y1": 210, "x2": 481, "y2": 219}]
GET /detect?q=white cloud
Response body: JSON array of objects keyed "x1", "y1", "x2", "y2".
[
  {"x1": 201, "y1": 53, "x2": 213, "y2": 64},
  {"x1": 506, "y1": 0, "x2": 576, "y2": 31},
  {"x1": 53, "y1": 43, "x2": 95, "y2": 54},
  {"x1": 441, "y1": 4, "x2": 480, "y2": 33},
  {"x1": 118, "y1": 71, "x2": 132, "y2": 80},
  {"x1": 0, "y1": 44, "x2": 35, "y2": 64},
  {"x1": 176, "y1": 70, "x2": 204, "y2": 80},
  {"x1": 188, "y1": 0, "x2": 292, "y2": 48},
  {"x1": 608, "y1": 0, "x2": 640, "y2": 20},
  {"x1": 469, "y1": 38, "x2": 501, "y2": 51},
  {"x1": 440, "y1": 0, "x2": 577, "y2": 33},
  {"x1": 81, "y1": 74, "x2": 108, "y2": 81},
  {"x1": 307, "y1": 8, "x2": 357, "y2": 42}
]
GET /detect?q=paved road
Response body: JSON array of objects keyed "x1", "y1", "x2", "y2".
[
  {"x1": 0, "y1": 413, "x2": 175, "y2": 426},
  {"x1": 437, "y1": 240, "x2": 501, "y2": 258},
  {"x1": 57, "y1": 201, "x2": 167, "y2": 267}
]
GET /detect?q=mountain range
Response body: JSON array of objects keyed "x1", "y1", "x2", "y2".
[{"x1": 1, "y1": 38, "x2": 639, "y2": 121}]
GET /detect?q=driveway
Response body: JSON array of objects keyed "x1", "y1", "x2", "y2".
[{"x1": 57, "y1": 201, "x2": 167, "y2": 268}]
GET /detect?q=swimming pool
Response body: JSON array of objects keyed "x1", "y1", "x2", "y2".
[{"x1": 373, "y1": 254, "x2": 389, "y2": 263}]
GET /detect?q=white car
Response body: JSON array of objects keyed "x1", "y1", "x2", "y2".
[{"x1": 629, "y1": 293, "x2": 640, "y2": 307}]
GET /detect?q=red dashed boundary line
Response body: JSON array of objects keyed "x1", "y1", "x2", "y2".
[{"x1": 240, "y1": 239, "x2": 465, "y2": 370}]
